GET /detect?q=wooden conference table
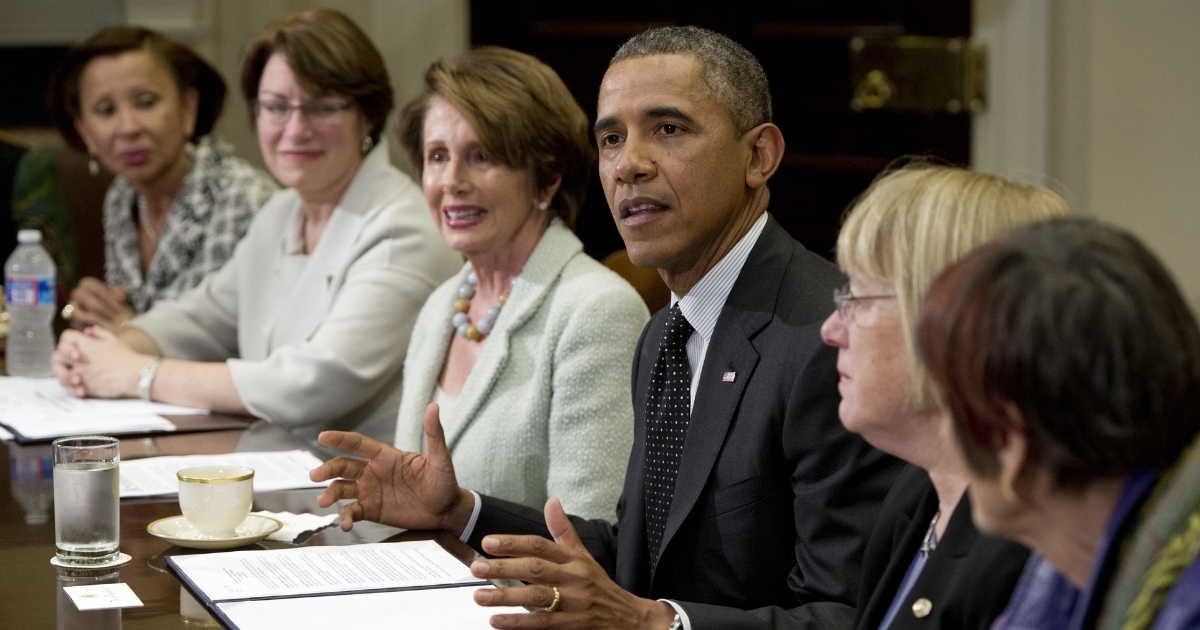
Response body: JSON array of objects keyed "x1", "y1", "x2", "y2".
[{"x1": 0, "y1": 417, "x2": 476, "y2": 629}]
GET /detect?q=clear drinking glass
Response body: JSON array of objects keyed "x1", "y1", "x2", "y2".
[{"x1": 52, "y1": 436, "x2": 120, "y2": 566}]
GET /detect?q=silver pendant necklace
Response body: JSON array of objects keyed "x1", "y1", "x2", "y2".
[{"x1": 920, "y1": 509, "x2": 941, "y2": 559}]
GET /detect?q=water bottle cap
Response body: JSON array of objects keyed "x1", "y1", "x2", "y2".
[{"x1": 16, "y1": 230, "x2": 42, "y2": 244}]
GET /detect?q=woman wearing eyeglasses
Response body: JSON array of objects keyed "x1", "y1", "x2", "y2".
[
  {"x1": 47, "y1": 26, "x2": 278, "y2": 330},
  {"x1": 52, "y1": 9, "x2": 461, "y2": 449},
  {"x1": 820, "y1": 163, "x2": 1070, "y2": 630}
]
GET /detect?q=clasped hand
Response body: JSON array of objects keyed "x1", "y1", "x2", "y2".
[
  {"x1": 310, "y1": 404, "x2": 675, "y2": 629},
  {"x1": 67, "y1": 278, "x2": 134, "y2": 331},
  {"x1": 52, "y1": 327, "x2": 150, "y2": 398}
]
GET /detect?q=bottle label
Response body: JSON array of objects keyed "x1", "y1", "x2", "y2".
[{"x1": 5, "y1": 277, "x2": 55, "y2": 307}]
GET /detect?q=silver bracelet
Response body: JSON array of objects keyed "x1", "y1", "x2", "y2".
[{"x1": 137, "y1": 357, "x2": 164, "y2": 401}]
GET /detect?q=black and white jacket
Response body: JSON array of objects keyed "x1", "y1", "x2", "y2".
[{"x1": 103, "y1": 135, "x2": 277, "y2": 313}]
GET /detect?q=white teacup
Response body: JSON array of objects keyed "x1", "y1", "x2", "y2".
[{"x1": 176, "y1": 466, "x2": 254, "y2": 537}]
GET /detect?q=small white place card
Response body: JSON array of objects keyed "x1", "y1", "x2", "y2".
[{"x1": 63, "y1": 583, "x2": 144, "y2": 611}]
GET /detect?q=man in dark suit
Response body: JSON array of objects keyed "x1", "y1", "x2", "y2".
[{"x1": 312, "y1": 26, "x2": 899, "y2": 629}]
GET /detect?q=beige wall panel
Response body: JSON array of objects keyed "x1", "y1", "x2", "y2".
[
  {"x1": 201, "y1": 0, "x2": 469, "y2": 175},
  {"x1": 976, "y1": 0, "x2": 1200, "y2": 312}
]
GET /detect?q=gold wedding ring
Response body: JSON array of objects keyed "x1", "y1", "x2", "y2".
[{"x1": 546, "y1": 586, "x2": 561, "y2": 612}]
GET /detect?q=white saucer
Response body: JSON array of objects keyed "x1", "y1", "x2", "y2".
[
  {"x1": 147, "y1": 514, "x2": 283, "y2": 549},
  {"x1": 50, "y1": 552, "x2": 132, "y2": 569}
]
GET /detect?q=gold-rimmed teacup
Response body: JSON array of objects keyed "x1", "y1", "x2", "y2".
[{"x1": 176, "y1": 466, "x2": 254, "y2": 537}]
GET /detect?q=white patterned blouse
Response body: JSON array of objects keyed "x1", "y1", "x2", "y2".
[{"x1": 102, "y1": 136, "x2": 277, "y2": 313}]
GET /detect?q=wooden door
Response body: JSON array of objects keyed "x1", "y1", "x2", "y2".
[{"x1": 471, "y1": 0, "x2": 971, "y2": 262}]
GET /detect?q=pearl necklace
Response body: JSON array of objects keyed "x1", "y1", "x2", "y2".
[
  {"x1": 451, "y1": 271, "x2": 514, "y2": 340},
  {"x1": 136, "y1": 195, "x2": 164, "y2": 246}
]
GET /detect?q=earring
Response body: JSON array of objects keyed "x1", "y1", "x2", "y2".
[
  {"x1": 361, "y1": 136, "x2": 374, "y2": 154},
  {"x1": 538, "y1": 201, "x2": 549, "y2": 211},
  {"x1": 1000, "y1": 475, "x2": 1019, "y2": 504},
  {"x1": 88, "y1": 156, "x2": 100, "y2": 177}
]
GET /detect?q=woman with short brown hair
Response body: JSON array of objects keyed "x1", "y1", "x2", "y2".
[
  {"x1": 372, "y1": 46, "x2": 647, "y2": 520},
  {"x1": 919, "y1": 218, "x2": 1200, "y2": 629},
  {"x1": 52, "y1": 9, "x2": 460, "y2": 450}
]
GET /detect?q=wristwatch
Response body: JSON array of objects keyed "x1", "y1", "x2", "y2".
[
  {"x1": 138, "y1": 357, "x2": 164, "y2": 401},
  {"x1": 668, "y1": 613, "x2": 682, "y2": 630}
]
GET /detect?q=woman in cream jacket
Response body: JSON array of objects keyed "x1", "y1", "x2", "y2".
[
  {"x1": 51, "y1": 9, "x2": 461, "y2": 449},
  {"x1": 390, "y1": 47, "x2": 648, "y2": 521}
]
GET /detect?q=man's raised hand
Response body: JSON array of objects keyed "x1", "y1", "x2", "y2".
[{"x1": 310, "y1": 403, "x2": 476, "y2": 535}]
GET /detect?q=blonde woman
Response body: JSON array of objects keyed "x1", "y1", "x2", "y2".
[{"x1": 820, "y1": 163, "x2": 1070, "y2": 630}]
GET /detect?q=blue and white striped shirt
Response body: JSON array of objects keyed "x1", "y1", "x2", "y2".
[{"x1": 673, "y1": 211, "x2": 768, "y2": 410}]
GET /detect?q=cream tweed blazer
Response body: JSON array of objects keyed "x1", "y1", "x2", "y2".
[{"x1": 395, "y1": 221, "x2": 648, "y2": 521}]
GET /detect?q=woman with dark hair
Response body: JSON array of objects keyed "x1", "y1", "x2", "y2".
[
  {"x1": 918, "y1": 218, "x2": 1200, "y2": 630},
  {"x1": 51, "y1": 9, "x2": 460, "y2": 449},
  {"x1": 48, "y1": 26, "x2": 276, "y2": 329}
]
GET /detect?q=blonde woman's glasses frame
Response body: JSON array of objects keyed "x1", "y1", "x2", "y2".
[{"x1": 833, "y1": 283, "x2": 896, "y2": 324}]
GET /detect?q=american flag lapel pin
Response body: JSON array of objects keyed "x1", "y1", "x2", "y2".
[{"x1": 722, "y1": 371, "x2": 736, "y2": 383}]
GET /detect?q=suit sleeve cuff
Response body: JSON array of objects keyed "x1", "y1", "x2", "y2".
[
  {"x1": 459, "y1": 490, "x2": 483, "y2": 543},
  {"x1": 659, "y1": 600, "x2": 691, "y2": 630}
]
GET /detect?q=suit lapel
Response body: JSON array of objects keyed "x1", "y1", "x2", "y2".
[
  {"x1": 444, "y1": 326, "x2": 511, "y2": 449},
  {"x1": 404, "y1": 281, "x2": 459, "y2": 451},
  {"x1": 859, "y1": 480, "x2": 938, "y2": 630},
  {"x1": 265, "y1": 144, "x2": 396, "y2": 350},
  {"x1": 935, "y1": 488, "x2": 979, "y2": 558},
  {"x1": 618, "y1": 312, "x2": 663, "y2": 593},
  {"x1": 269, "y1": 206, "x2": 365, "y2": 349},
  {"x1": 654, "y1": 217, "x2": 789, "y2": 570},
  {"x1": 443, "y1": 222, "x2": 581, "y2": 449}
]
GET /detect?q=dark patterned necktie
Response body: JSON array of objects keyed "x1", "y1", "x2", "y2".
[{"x1": 644, "y1": 303, "x2": 694, "y2": 572}]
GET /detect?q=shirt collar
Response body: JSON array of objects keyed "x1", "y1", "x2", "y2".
[{"x1": 673, "y1": 212, "x2": 768, "y2": 341}]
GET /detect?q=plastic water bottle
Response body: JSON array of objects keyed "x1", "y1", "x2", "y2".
[
  {"x1": 5, "y1": 229, "x2": 56, "y2": 376},
  {"x1": 9, "y1": 444, "x2": 53, "y2": 525}
]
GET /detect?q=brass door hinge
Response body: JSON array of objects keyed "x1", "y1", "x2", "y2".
[{"x1": 850, "y1": 36, "x2": 986, "y2": 114}]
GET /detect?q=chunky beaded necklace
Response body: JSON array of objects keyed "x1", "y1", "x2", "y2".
[{"x1": 451, "y1": 271, "x2": 513, "y2": 340}]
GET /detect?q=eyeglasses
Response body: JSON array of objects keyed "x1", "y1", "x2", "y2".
[
  {"x1": 253, "y1": 99, "x2": 353, "y2": 126},
  {"x1": 833, "y1": 283, "x2": 896, "y2": 323}
]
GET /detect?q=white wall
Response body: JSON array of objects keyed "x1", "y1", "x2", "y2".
[
  {"x1": 124, "y1": 0, "x2": 470, "y2": 174},
  {"x1": 974, "y1": 0, "x2": 1200, "y2": 312},
  {"x1": 0, "y1": 0, "x2": 122, "y2": 45}
]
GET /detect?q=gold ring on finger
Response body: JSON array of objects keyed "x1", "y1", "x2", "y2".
[{"x1": 545, "y1": 586, "x2": 561, "y2": 612}]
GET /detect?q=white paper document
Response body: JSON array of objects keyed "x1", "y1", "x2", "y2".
[
  {"x1": 0, "y1": 377, "x2": 207, "y2": 440},
  {"x1": 63, "y1": 583, "x2": 144, "y2": 611},
  {"x1": 5, "y1": 413, "x2": 176, "y2": 440},
  {"x1": 171, "y1": 541, "x2": 484, "y2": 601},
  {"x1": 119, "y1": 450, "x2": 329, "y2": 498},
  {"x1": 216, "y1": 585, "x2": 525, "y2": 630}
]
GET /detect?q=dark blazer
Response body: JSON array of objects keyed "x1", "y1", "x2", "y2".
[
  {"x1": 470, "y1": 215, "x2": 901, "y2": 629},
  {"x1": 855, "y1": 465, "x2": 1030, "y2": 630}
]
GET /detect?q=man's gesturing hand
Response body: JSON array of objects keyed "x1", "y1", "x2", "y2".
[
  {"x1": 310, "y1": 403, "x2": 476, "y2": 535},
  {"x1": 470, "y1": 498, "x2": 676, "y2": 629}
]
